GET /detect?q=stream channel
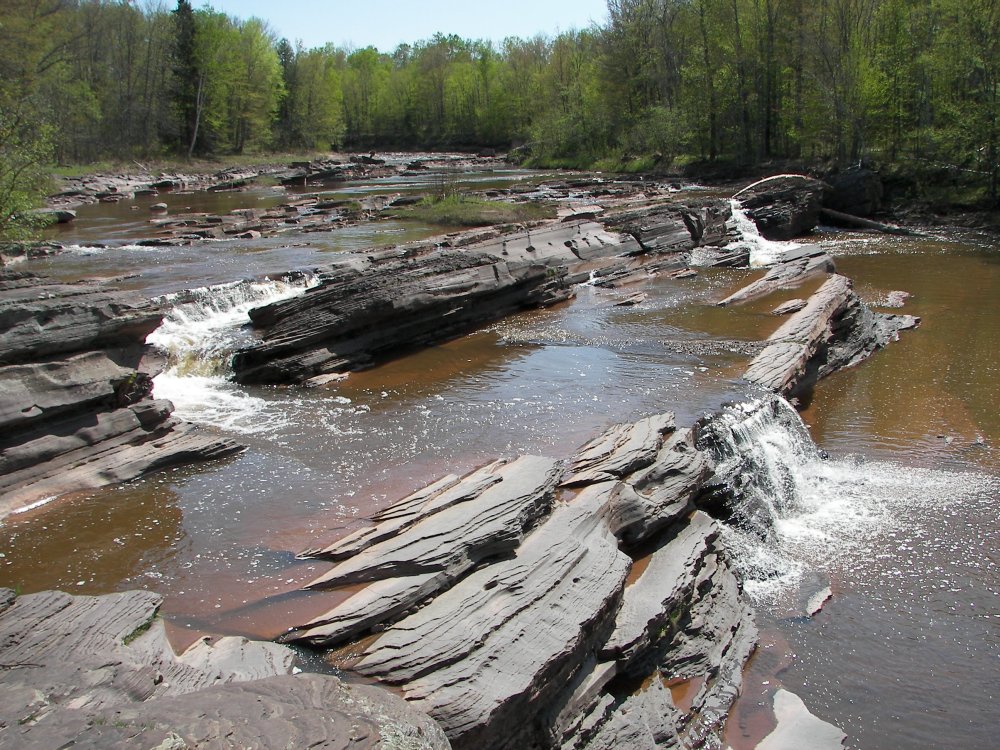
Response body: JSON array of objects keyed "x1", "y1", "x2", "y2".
[{"x1": 1, "y1": 168, "x2": 998, "y2": 749}]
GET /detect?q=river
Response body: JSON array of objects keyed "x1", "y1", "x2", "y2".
[{"x1": 1, "y1": 175, "x2": 997, "y2": 750}]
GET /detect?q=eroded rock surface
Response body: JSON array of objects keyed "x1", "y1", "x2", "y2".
[
  {"x1": 284, "y1": 412, "x2": 758, "y2": 750},
  {"x1": 0, "y1": 587, "x2": 448, "y2": 749},
  {"x1": 232, "y1": 222, "x2": 643, "y2": 385},
  {"x1": 0, "y1": 272, "x2": 243, "y2": 518},
  {"x1": 743, "y1": 273, "x2": 920, "y2": 399}
]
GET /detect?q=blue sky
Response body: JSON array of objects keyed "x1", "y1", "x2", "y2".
[{"x1": 204, "y1": 0, "x2": 609, "y2": 51}]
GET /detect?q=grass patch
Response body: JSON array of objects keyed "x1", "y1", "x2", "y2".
[
  {"x1": 122, "y1": 615, "x2": 156, "y2": 646},
  {"x1": 402, "y1": 194, "x2": 555, "y2": 227}
]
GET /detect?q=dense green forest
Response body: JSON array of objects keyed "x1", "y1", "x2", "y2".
[{"x1": 3, "y1": 0, "x2": 1000, "y2": 236}]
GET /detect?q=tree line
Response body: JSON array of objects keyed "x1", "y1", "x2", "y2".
[{"x1": 3, "y1": 0, "x2": 1000, "y2": 237}]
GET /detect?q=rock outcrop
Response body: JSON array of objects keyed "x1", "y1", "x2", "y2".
[
  {"x1": 282, "y1": 412, "x2": 757, "y2": 750},
  {"x1": 232, "y1": 222, "x2": 642, "y2": 385},
  {"x1": 717, "y1": 246, "x2": 836, "y2": 307},
  {"x1": 733, "y1": 175, "x2": 830, "y2": 240},
  {"x1": 743, "y1": 273, "x2": 920, "y2": 399},
  {"x1": 0, "y1": 587, "x2": 449, "y2": 749},
  {"x1": 0, "y1": 272, "x2": 243, "y2": 518}
]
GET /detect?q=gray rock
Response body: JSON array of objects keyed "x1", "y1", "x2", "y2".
[
  {"x1": 562, "y1": 413, "x2": 676, "y2": 487},
  {"x1": 733, "y1": 174, "x2": 830, "y2": 240},
  {"x1": 0, "y1": 274, "x2": 163, "y2": 364},
  {"x1": 610, "y1": 428, "x2": 712, "y2": 547},
  {"x1": 772, "y1": 298, "x2": 807, "y2": 315},
  {"x1": 0, "y1": 588, "x2": 448, "y2": 750},
  {"x1": 717, "y1": 247, "x2": 835, "y2": 306},
  {"x1": 744, "y1": 274, "x2": 919, "y2": 398},
  {"x1": 354, "y1": 482, "x2": 630, "y2": 750},
  {"x1": 0, "y1": 273, "x2": 244, "y2": 518},
  {"x1": 601, "y1": 511, "x2": 719, "y2": 671},
  {"x1": 232, "y1": 223, "x2": 643, "y2": 384},
  {"x1": 757, "y1": 689, "x2": 847, "y2": 750},
  {"x1": 301, "y1": 455, "x2": 561, "y2": 588},
  {"x1": 571, "y1": 677, "x2": 682, "y2": 750}
]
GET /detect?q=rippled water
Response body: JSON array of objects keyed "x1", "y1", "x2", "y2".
[{"x1": 3, "y1": 188, "x2": 1000, "y2": 748}]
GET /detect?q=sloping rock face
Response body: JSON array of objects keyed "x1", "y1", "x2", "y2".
[
  {"x1": 0, "y1": 272, "x2": 243, "y2": 518},
  {"x1": 232, "y1": 222, "x2": 641, "y2": 385},
  {"x1": 283, "y1": 413, "x2": 758, "y2": 750},
  {"x1": 717, "y1": 246, "x2": 836, "y2": 307},
  {"x1": 733, "y1": 175, "x2": 830, "y2": 240},
  {"x1": 0, "y1": 587, "x2": 449, "y2": 749},
  {"x1": 743, "y1": 273, "x2": 920, "y2": 400}
]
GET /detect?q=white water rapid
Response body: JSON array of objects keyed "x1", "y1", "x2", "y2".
[
  {"x1": 726, "y1": 199, "x2": 801, "y2": 267},
  {"x1": 146, "y1": 275, "x2": 317, "y2": 434},
  {"x1": 701, "y1": 395, "x2": 998, "y2": 603}
]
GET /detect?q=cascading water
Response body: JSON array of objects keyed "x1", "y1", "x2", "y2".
[
  {"x1": 726, "y1": 199, "x2": 801, "y2": 268},
  {"x1": 146, "y1": 275, "x2": 317, "y2": 434},
  {"x1": 699, "y1": 394, "x2": 996, "y2": 603}
]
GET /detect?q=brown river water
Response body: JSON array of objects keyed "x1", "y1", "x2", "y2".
[{"x1": 1, "y1": 178, "x2": 998, "y2": 749}]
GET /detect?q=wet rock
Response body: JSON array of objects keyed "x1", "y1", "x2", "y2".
[
  {"x1": 743, "y1": 274, "x2": 919, "y2": 398},
  {"x1": 0, "y1": 272, "x2": 243, "y2": 518},
  {"x1": 772, "y1": 298, "x2": 807, "y2": 315},
  {"x1": 0, "y1": 588, "x2": 448, "y2": 750},
  {"x1": 718, "y1": 246, "x2": 835, "y2": 306},
  {"x1": 733, "y1": 175, "x2": 831, "y2": 240},
  {"x1": 150, "y1": 202, "x2": 168, "y2": 212},
  {"x1": 233, "y1": 223, "x2": 637, "y2": 385}
]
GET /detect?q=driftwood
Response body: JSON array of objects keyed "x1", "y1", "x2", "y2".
[{"x1": 820, "y1": 207, "x2": 917, "y2": 236}]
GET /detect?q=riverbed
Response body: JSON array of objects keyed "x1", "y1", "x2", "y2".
[{"x1": 2, "y1": 175, "x2": 998, "y2": 750}]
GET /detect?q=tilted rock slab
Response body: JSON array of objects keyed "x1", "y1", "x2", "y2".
[
  {"x1": 354, "y1": 482, "x2": 631, "y2": 750},
  {"x1": 284, "y1": 407, "x2": 758, "y2": 750},
  {"x1": 301, "y1": 455, "x2": 561, "y2": 589},
  {"x1": 233, "y1": 222, "x2": 639, "y2": 385},
  {"x1": 733, "y1": 175, "x2": 830, "y2": 240},
  {"x1": 717, "y1": 246, "x2": 836, "y2": 307},
  {"x1": 0, "y1": 273, "x2": 243, "y2": 519},
  {"x1": 0, "y1": 588, "x2": 448, "y2": 749},
  {"x1": 744, "y1": 273, "x2": 919, "y2": 397}
]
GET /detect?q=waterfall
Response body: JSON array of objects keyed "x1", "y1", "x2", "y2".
[
  {"x1": 727, "y1": 199, "x2": 801, "y2": 267},
  {"x1": 699, "y1": 395, "x2": 993, "y2": 602},
  {"x1": 146, "y1": 274, "x2": 317, "y2": 434}
]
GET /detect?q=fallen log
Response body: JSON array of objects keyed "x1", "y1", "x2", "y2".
[{"x1": 820, "y1": 207, "x2": 917, "y2": 236}]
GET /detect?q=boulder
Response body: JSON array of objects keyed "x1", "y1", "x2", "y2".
[{"x1": 733, "y1": 175, "x2": 831, "y2": 240}]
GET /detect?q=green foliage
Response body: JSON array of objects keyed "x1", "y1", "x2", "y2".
[
  {"x1": 1, "y1": 0, "x2": 999, "y2": 206},
  {"x1": 403, "y1": 194, "x2": 555, "y2": 226}
]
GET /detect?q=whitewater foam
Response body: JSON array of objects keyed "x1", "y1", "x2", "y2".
[
  {"x1": 147, "y1": 275, "x2": 317, "y2": 433},
  {"x1": 703, "y1": 396, "x2": 998, "y2": 603},
  {"x1": 727, "y1": 199, "x2": 801, "y2": 267}
]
